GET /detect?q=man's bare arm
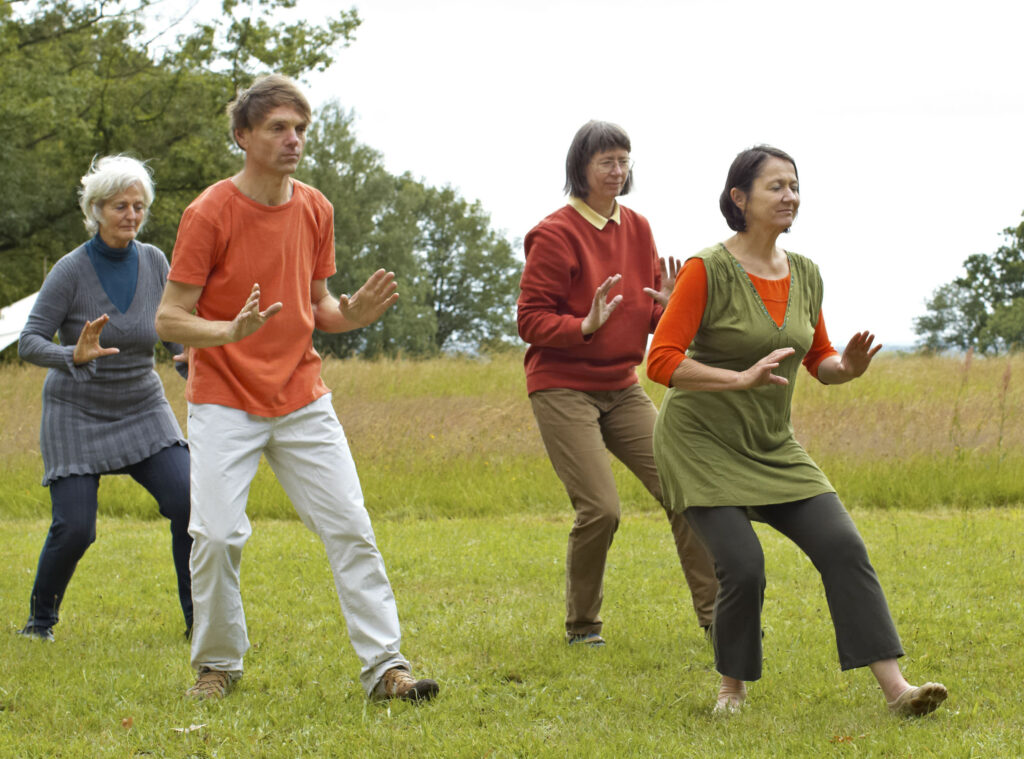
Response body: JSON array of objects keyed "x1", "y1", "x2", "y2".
[
  {"x1": 311, "y1": 270, "x2": 398, "y2": 334},
  {"x1": 156, "y1": 281, "x2": 282, "y2": 347}
]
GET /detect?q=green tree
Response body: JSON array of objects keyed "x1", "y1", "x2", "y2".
[
  {"x1": 2, "y1": 2, "x2": 520, "y2": 359},
  {"x1": 914, "y1": 213, "x2": 1024, "y2": 352},
  {"x1": 416, "y1": 185, "x2": 520, "y2": 353},
  {"x1": 913, "y1": 281, "x2": 981, "y2": 352},
  {"x1": 299, "y1": 104, "x2": 520, "y2": 358},
  {"x1": 298, "y1": 104, "x2": 436, "y2": 358},
  {"x1": 0, "y1": 0, "x2": 359, "y2": 307}
]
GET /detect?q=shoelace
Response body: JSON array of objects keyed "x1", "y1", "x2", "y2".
[
  {"x1": 382, "y1": 669, "x2": 415, "y2": 694},
  {"x1": 192, "y1": 670, "x2": 230, "y2": 696}
]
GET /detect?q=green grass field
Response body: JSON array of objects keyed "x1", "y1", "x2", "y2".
[
  {"x1": 2, "y1": 511, "x2": 1021, "y2": 758},
  {"x1": 2, "y1": 353, "x2": 1023, "y2": 757}
]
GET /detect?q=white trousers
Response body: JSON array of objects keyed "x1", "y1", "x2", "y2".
[{"x1": 187, "y1": 394, "x2": 407, "y2": 694}]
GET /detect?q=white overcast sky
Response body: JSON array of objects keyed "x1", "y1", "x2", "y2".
[{"x1": 165, "y1": 0, "x2": 1024, "y2": 347}]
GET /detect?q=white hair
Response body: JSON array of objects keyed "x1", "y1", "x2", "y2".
[{"x1": 79, "y1": 155, "x2": 156, "y2": 235}]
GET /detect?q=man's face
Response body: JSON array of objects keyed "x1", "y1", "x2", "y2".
[{"x1": 236, "y1": 105, "x2": 308, "y2": 176}]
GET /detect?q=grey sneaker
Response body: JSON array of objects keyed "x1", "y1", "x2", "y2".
[
  {"x1": 567, "y1": 632, "x2": 605, "y2": 647},
  {"x1": 186, "y1": 667, "x2": 232, "y2": 700},
  {"x1": 373, "y1": 666, "x2": 439, "y2": 702},
  {"x1": 16, "y1": 625, "x2": 54, "y2": 642}
]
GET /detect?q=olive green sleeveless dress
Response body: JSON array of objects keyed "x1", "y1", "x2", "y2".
[{"x1": 653, "y1": 243, "x2": 835, "y2": 510}]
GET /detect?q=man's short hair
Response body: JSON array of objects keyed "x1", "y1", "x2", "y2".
[
  {"x1": 563, "y1": 120, "x2": 633, "y2": 198},
  {"x1": 227, "y1": 74, "x2": 312, "y2": 147}
]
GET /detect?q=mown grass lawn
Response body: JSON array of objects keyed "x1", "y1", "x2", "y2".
[
  {"x1": 2, "y1": 508, "x2": 1021, "y2": 758},
  {"x1": 3, "y1": 354, "x2": 1024, "y2": 756}
]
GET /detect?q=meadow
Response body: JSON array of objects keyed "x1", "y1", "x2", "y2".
[
  {"x1": 5, "y1": 350, "x2": 1024, "y2": 521},
  {"x1": 1, "y1": 352, "x2": 1023, "y2": 757}
]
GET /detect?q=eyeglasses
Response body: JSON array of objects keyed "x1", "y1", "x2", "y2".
[{"x1": 592, "y1": 158, "x2": 633, "y2": 175}]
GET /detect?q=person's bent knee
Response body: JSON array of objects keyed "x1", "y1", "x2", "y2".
[
  {"x1": 573, "y1": 501, "x2": 620, "y2": 534},
  {"x1": 817, "y1": 532, "x2": 871, "y2": 575},
  {"x1": 189, "y1": 523, "x2": 248, "y2": 558},
  {"x1": 159, "y1": 493, "x2": 192, "y2": 526},
  {"x1": 718, "y1": 554, "x2": 765, "y2": 595},
  {"x1": 48, "y1": 519, "x2": 96, "y2": 558}
]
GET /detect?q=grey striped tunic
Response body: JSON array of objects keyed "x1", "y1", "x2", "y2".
[{"x1": 18, "y1": 242, "x2": 186, "y2": 486}]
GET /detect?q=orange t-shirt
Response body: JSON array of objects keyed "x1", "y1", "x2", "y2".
[
  {"x1": 168, "y1": 179, "x2": 336, "y2": 417},
  {"x1": 646, "y1": 257, "x2": 838, "y2": 387}
]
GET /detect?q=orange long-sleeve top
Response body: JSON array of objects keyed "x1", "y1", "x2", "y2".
[{"x1": 646, "y1": 257, "x2": 839, "y2": 387}]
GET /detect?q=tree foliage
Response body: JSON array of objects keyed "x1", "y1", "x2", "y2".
[
  {"x1": 299, "y1": 105, "x2": 520, "y2": 357},
  {"x1": 914, "y1": 213, "x2": 1024, "y2": 353},
  {"x1": 1, "y1": 1, "x2": 520, "y2": 358},
  {"x1": 0, "y1": 0, "x2": 358, "y2": 305}
]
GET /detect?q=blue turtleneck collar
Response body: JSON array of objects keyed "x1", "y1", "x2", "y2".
[{"x1": 85, "y1": 233, "x2": 139, "y2": 313}]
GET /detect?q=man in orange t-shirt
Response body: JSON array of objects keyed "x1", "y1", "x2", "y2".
[{"x1": 156, "y1": 75, "x2": 438, "y2": 703}]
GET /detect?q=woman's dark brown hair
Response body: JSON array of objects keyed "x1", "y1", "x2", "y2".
[
  {"x1": 564, "y1": 120, "x2": 633, "y2": 198},
  {"x1": 719, "y1": 145, "x2": 798, "y2": 232}
]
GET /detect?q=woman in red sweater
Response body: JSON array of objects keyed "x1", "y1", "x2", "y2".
[{"x1": 517, "y1": 120, "x2": 717, "y2": 646}]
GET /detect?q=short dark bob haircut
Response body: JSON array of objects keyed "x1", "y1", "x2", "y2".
[
  {"x1": 228, "y1": 74, "x2": 312, "y2": 148},
  {"x1": 719, "y1": 145, "x2": 798, "y2": 232},
  {"x1": 564, "y1": 120, "x2": 633, "y2": 198}
]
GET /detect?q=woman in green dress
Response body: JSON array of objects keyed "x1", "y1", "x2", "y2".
[{"x1": 648, "y1": 145, "x2": 948, "y2": 716}]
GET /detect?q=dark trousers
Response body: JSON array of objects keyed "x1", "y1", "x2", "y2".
[
  {"x1": 25, "y1": 443, "x2": 192, "y2": 630},
  {"x1": 684, "y1": 492, "x2": 904, "y2": 681}
]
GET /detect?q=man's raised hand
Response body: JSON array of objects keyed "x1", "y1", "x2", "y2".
[
  {"x1": 228, "y1": 283, "x2": 283, "y2": 343},
  {"x1": 338, "y1": 269, "x2": 399, "y2": 328}
]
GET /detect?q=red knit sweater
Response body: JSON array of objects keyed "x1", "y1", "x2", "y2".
[{"x1": 518, "y1": 203, "x2": 663, "y2": 394}]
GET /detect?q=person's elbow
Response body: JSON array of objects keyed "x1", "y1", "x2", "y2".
[
  {"x1": 154, "y1": 302, "x2": 178, "y2": 342},
  {"x1": 516, "y1": 317, "x2": 530, "y2": 343},
  {"x1": 645, "y1": 348, "x2": 680, "y2": 388},
  {"x1": 16, "y1": 334, "x2": 33, "y2": 361},
  {"x1": 516, "y1": 307, "x2": 534, "y2": 343}
]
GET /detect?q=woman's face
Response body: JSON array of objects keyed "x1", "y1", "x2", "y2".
[
  {"x1": 733, "y1": 157, "x2": 799, "y2": 232},
  {"x1": 584, "y1": 148, "x2": 631, "y2": 211},
  {"x1": 97, "y1": 184, "x2": 147, "y2": 248}
]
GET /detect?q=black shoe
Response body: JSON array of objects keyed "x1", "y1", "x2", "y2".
[
  {"x1": 184, "y1": 623, "x2": 193, "y2": 641},
  {"x1": 16, "y1": 624, "x2": 54, "y2": 642}
]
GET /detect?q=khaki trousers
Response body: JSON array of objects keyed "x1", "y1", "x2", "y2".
[{"x1": 530, "y1": 385, "x2": 718, "y2": 635}]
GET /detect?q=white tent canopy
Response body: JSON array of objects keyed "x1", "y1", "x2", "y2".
[{"x1": 0, "y1": 292, "x2": 39, "y2": 352}]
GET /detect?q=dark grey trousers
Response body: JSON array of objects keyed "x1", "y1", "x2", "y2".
[{"x1": 684, "y1": 492, "x2": 904, "y2": 681}]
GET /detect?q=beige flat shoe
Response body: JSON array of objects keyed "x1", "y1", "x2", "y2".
[
  {"x1": 713, "y1": 681, "x2": 747, "y2": 715},
  {"x1": 887, "y1": 682, "x2": 948, "y2": 716},
  {"x1": 713, "y1": 693, "x2": 745, "y2": 715}
]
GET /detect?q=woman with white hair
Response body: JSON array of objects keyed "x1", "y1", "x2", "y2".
[{"x1": 16, "y1": 155, "x2": 192, "y2": 642}]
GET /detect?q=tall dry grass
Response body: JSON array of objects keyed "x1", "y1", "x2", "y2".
[{"x1": 3, "y1": 351, "x2": 1024, "y2": 519}]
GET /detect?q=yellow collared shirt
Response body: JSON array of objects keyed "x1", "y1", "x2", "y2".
[{"x1": 568, "y1": 196, "x2": 621, "y2": 230}]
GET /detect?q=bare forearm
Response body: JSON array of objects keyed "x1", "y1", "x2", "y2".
[
  {"x1": 155, "y1": 305, "x2": 235, "y2": 348},
  {"x1": 669, "y1": 357, "x2": 750, "y2": 391},
  {"x1": 815, "y1": 355, "x2": 853, "y2": 385},
  {"x1": 669, "y1": 345, "x2": 798, "y2": 390},
  {"x1": 312, "y1": 293, "x2": 362, "y2": 333},
  {"x1": 817, "y1": 331, "x2": 880, "y2": 385}
]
